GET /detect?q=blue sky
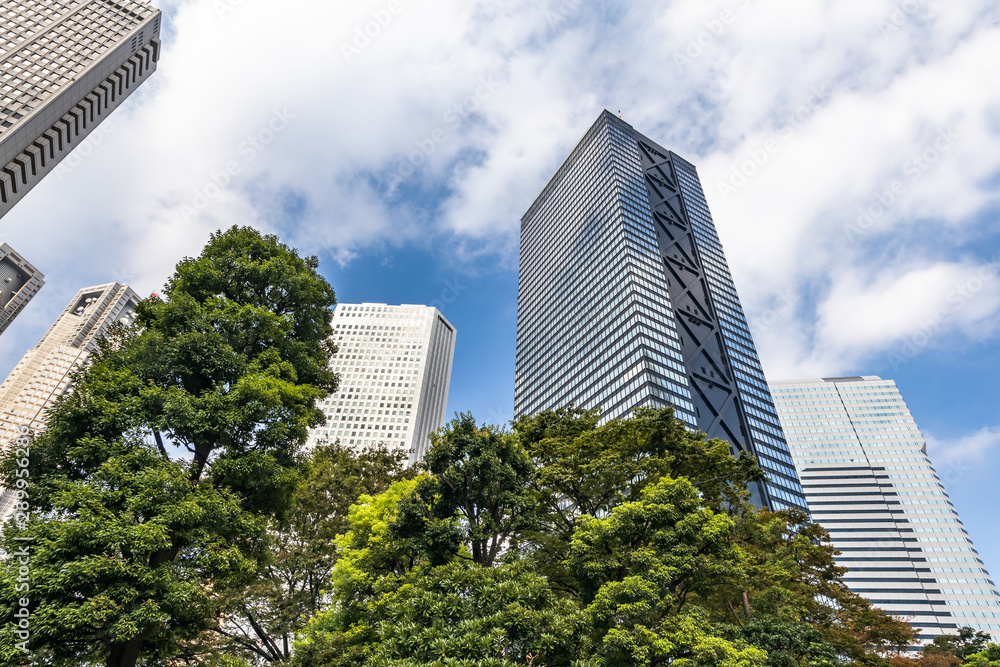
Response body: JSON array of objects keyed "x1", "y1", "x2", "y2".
[{"x1": 1, "y1": 0, "x2": 999, "y2": 583}]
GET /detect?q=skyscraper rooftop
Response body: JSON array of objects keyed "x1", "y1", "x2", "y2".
[
  {"x1": 0, "y1": 242, "x2": 43, "y2": 336},
  {"x1": 0, "y1": 0, "x2": 161, "y2": 216}
]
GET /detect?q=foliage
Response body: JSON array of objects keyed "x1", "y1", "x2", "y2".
[
  {"x1": 292, "y1": 407, "x2": 917, "y2": 667},
  {"x1": 964, "y1": 644, "x2": 1000, "y2": 667},
  {"x1": 0, "y1": 226, "x2": 338, "y2": 667},
  {"x1": 213, "y1": 443, "x2": 410, "y2": 663},
  {"x1": 513, "y1": 406, "x2": 765, "y2": 595},
  {"x1": 395, "y1": 413, "x2": 535, "y2": 568},
  {"x1": 924, "y1": 628, "x2": 993, "y2": 661}
]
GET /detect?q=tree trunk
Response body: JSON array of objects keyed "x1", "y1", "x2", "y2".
[
  {"x1": 107, "y1": 638, "x2": 144, "y2": 667},
  {"x1": 741, "y1": 589, "x2": 752, "y2": 618}
]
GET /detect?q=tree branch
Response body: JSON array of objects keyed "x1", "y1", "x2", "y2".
[{"x1": 152, "y1": 430, "x2": 168, "y2": 460}]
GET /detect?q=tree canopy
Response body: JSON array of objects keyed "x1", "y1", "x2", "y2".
[
  {"x1": 291, "y1": 406, "x2": 919, "y2": 667},
  {"x1": 0, "y1": 226, "x2": 338, "y2": 667}
]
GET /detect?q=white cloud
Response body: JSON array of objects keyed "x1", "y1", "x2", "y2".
[
  {"x1": 2, "y1": 0, "x2": 1000, "y2": 386},
  {"x1": 926, "y1": 425, "x2": 1000, "y2": 467}
]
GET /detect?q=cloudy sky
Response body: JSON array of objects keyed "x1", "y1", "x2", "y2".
[{"x1": 2, "y1": 0, "x2": 1000, "y2": 579}]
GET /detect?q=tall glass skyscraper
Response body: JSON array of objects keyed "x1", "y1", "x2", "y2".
[
  {"x1": 772, "y1": 377, "x2": 1000, "y2": 641},
  {"x1": 0, "y1": 0, "x2": 161, "y2": 217},
  {"x1": 515, "y1": 110, "x2": 806, "y2": 511}
]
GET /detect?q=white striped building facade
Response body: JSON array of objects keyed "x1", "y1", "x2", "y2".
[{"x1": 772, "y1": 376, "x2": 1000, "y2": 642}]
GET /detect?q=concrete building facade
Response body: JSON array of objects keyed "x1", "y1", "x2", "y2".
[
  {"x1": 0, "y1": 0, "x2": 161, "y2": 217},
  {"x1": 307, "y1": 303, "x2": 456, "y2": 465},
  {"x1": 0, "y1": 242, "x2": 44, "y2": 336},
  {"x1": 515, "y1": 110, "x2": 805, "y2": 511},
  {"x1": 0, "y1": 282, "x2": 141, "y2": 523},
  {"x1": 772, "y1": 376, "x2": 1000, "y2": 641}
]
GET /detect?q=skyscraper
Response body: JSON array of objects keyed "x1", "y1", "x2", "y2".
[
  {"x1": 0, "y1": 242, "x2": 44, "y2": 336},
  {"x1": 0, "y1": 0, "x2": 161, "y2": 217},
  {"x1": 515, "y1": 110, "x2": 805, "y2": 511},
  {"x1": 772, "y1": 377, "x2": 1000, "y2": 641},
  {"x1": 0, "y1": 282, "x2": 140, "y2": 523},
  {"x1": 307, "y1": 303, "x2": 456, "y2": 465}
]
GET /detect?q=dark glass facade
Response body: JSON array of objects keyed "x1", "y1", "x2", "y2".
[{"x1": 515, "y1": 110, "x2": 806, "y2": 511}]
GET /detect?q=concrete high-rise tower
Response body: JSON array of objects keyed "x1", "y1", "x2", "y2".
[
  {"x1": 307, "y1": 303, "x2": 456, "y2": 465},
  {"x1": 0, "y1": 282, "x2": 141, "y2": 523},
  {"x1": 0, "y1": 242, "x2": 44, "y2": 336},
  {"x1": 772, "y1": 377, "x2": 1000, "y2": 642},
  {"x1": 515, "y1": 110, "x2": 805, "y2": 511},
  {"x1": 0, "y1": 0, "x2": 161, "y2": 217}
]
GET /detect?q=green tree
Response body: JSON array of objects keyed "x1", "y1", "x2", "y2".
[
  {"x1": 514, "y1": 406, "x2": 765, "y2": 596},
  {"x1": 924, "y1": 627, "x2": 992, "y2": 661},
  {"x1": 964, "y1": 644, "x2": 1000, "y2": 667},
  {"x1": 290, "y1": 406, "x2": 925, "y2": 667},
  {"x1": 213, "y1": 443, "x2": 409, "y2": 663},
  {"x1": 695, "y1": 507, "x2": 915, "y2": 663},
  {"x1": 728, "y1": 617, "x2": 839, "y2": 667},
  {"x1": 0, "y1": 226, "x2": 338, "y2": 667},
  {"x1": 568, "y1": 475, "x2": 760, "y2": 667},
  {"x1": 395, "y1": 413, "x2": 535, "y2": 568}
]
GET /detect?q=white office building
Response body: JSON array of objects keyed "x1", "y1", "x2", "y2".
[
  {"x1": 307, "y1": 303, "x2": 456, "y2": 465},
  {"x1": 0, "y1": 282, "x2": 140, "y2": 523},
  {"x1": 772, "y1": 376, "x2": 1000, "y2": 641}
]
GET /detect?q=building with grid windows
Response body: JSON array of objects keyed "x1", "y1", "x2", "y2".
[
  {"x1": 307, "y1": 303, "x2": 456, "y2": 465},
  {"x1": 0, "y1": 0, "x2": 161, "y2": 217},
  {"x1": 515, "y1": 110, "x2": 806, "y2": 511},
  {"x1": 0, "y1": 282, "x2": 140, "y2": 524},
  {"x1": 772, "y1": 377, "x2": 1000, "y2": 641},
  {"x1": 0, "y1": 242, "x2": 44, "y2": 336}
]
